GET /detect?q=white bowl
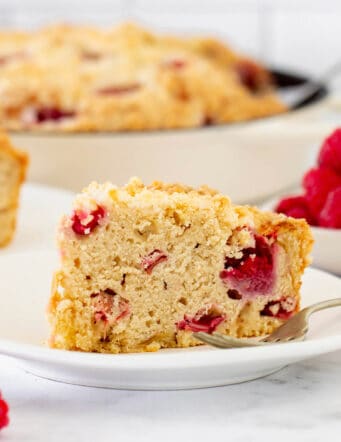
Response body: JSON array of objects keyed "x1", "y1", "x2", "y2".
[
  {"x1": 311, "y1": 226, "x2": 341, "y2": 276},
  {"x1": 262, "y1": 196, "x2": 341, "y2": 276},
  {"x1": 11, "y1": 111, "x2": 337, "y2": 204}
]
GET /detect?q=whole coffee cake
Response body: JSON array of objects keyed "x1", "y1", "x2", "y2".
[{"x1": 0, "y1": 23, "x2": 285, "y2": 132}]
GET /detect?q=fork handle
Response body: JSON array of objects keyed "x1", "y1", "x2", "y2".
[{"x1": 304, "y1": 298, "x2": 341, "y2": 316}]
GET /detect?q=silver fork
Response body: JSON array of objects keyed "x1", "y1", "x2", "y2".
[{"x1": 193, "y1": 298, "x2": 341, "y2": 349}]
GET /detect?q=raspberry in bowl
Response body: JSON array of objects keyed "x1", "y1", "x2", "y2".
[{"x1": 265, "y1": 129, "x2": 341, "y2": 275}]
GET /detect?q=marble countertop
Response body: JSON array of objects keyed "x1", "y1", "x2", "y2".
[{"x1": 1, "y1": 351, "x2": 340, "y2": 442}]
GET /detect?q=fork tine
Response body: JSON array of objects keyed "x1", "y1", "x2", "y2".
[
  {"x1": 264, "y1": 331, "x2": 306, "y2": 343},
  {"x1": 213, "y1": 333, "x2": 266, "y2": 347},
  {"x1": 193, "y1": 332, "x2": 265, "y2": 348},
  {"x1": 193, "y1": 332, "x2": 234, "y2": 348}
]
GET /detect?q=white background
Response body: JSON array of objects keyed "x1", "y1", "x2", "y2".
[{"x1": 0, "y1": 0, "x2": 340, "y2": 75}]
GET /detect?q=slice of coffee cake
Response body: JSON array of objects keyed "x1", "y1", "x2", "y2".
[
  {"x1": 0, "y1": 132, "x2": 28, "y2": 247},
  {"x1": 48, "y1": 178, "x2": 313, "y2": 353}
]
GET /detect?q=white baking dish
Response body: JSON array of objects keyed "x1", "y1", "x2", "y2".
[{"x1": 10, "y1": 70, "x2": 334, "y2": 203}]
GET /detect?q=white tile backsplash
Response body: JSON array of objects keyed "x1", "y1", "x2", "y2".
[
  {"x1": 0, "y1": 0, "x2": 340, "y2": 75},
  {"x1": 269, "y1": 11, "x2": 341, "y2": 75},
  {"x1": 131, "y1": 12, "x2": 262, "y2": 56}
]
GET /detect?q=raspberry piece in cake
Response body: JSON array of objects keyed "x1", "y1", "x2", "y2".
[
  {"x1": 275, "y1": 195, "x2": 316, "y2": 225},
  {"x1": 22, "y1": 107, "x2": 75, "y2": 125},
  {"x1": 235, "y1": 58, "x2": 272, "y2": 93},
  {"x1": 220, "y1": 233, "x2": 276, "y2": 297},
  {"x1": 91, "y1": 289, "x2": 131, "y2": 339},
  {"x1": 141, "y1": 249, "x2": 168, "y2": 274},
  {"x1": 318, "y1": 128, "x2": 341, "y2": 174},
  {"x1": 36, "y1": 108, "x2": 75, "y2": 123},
  {"x1": 71, "y1": 206, "x2": 106, "y2": 235},
  {"x1": 261, "y1": 296, "x2": 297, "y2": 320},
  {"x1": 319, "y1": 187, "x2": 341, "y2": 228},
  {"x1": 0, "y1": 393, "x2": 9, "y2": 430},
  {"x1": 48, "y1": 178, "x2": 313, "y2": 354},
  {"x1": 302, "y1": 167, "x2": 341, "y2": 218},
  {"x1": 177, "y1": 305, "x2": 225, "y2": 333},
  {"x1": 0, "y1": 132, "x2": 28, "y2": 247}
]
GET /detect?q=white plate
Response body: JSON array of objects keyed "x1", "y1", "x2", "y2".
[
  {"x1": 0, "y1": 183, "x2": 74, "y2": 253},
  {"x1": 0, "y1": 251, "x2": 340, "y2": 390}
]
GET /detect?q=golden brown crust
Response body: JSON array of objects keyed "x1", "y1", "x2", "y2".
[
  {"x1": 0, "y1": 23, "x2": 286, "y2": 132},
  {"x1": 0, "y1": 131, "x2": 28, "y2": 246},
  {"x1": 0, "y1": 131, "x2": 28, "y2": 182}
]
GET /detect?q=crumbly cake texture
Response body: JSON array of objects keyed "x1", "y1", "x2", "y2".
[
  {"x1": 48, "y1": 178, "x2": 313, "y2": 354},
  {"x1": 0, "y1": 23, "x2": 286, "y2": 132},
  {"x1": 0, "y1": 132, "x2": 28, "y2": 247}
]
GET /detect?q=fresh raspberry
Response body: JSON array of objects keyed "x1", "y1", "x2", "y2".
[
  {"x1": 302, "y1": 167, "x2": 341, "y2": 218},
  {"x1": 177, "y1": 305, "x2": 225, "y2": 334},
  {"x1": 319, "y1": 187, "x2": 341, "y2": 228},
  {"x1": 0, "y1": 393, "x2": 9, "y2": 430},
  {"x1": 141, "y1": 250, "x2": 167, "y2": 274},
  {"x1": 318, "y1": 128, "x2": 341, "y2": 175},
  {"x1": 71, "y1": 206, "x2": 106, "y2": 236},
  {"x1": 275, "y1": 195, "x2": 316, "y2": 225},
  {"x1": 220, "y1": 234, "x2": 275, "y2": 296}
]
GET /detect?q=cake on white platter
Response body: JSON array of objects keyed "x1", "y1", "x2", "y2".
[{"x1": 48, "y1": 178, "x2": 313, "y2": 353}]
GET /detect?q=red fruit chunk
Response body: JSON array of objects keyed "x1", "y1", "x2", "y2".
[
  {"x1": 275, "y1": 195, "x2": 316, "y2": 225},
  {"x1": 302, "y1": 167, "x2": 341, "y2": 218},
  {"x1": 318, "y1": 128, "x2": 341, "y2": 175},
  {"x1": 92, "y1": 290, "x2": 115, "y2": 323},
  {"x1": 235, "y1": 59, "x2": 266, "y2": 92},
  {"x1": 91, "y1": 290, "x2": 131, "y2": 324},
  {"x1": 22, "y1": 106, "x2": 75, "y2": 125},
  {"x1": 141, "y1": 249, "x2": 167, "y2": 274},
  {"x1": 36, "y1": 107, "x2": 75, "y2": 123},
  {"x1": 0, "y1": 393, "x2": 9, "y2": 430},
  {"x1": 260, "y1": 296, "x2": 297, "y2": 320},
  {"x1": 71, "y1": 206, "x2": 105, "y2": 236},
  {"x1": 116, "y1": 298, "x2": 131, "y2": 321},
  {"x1": 97, "y1": 83, "x2": 141, "y2": 95},
  {"x1": 177, "y1": 306, "x2": 225, "y2": 334},
  {"x1": 220, "y1": 234, "x2": 276, "y2": 296},
  {"x1": 319, "y1": 187, "x2": 341, "y2": 228}
]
